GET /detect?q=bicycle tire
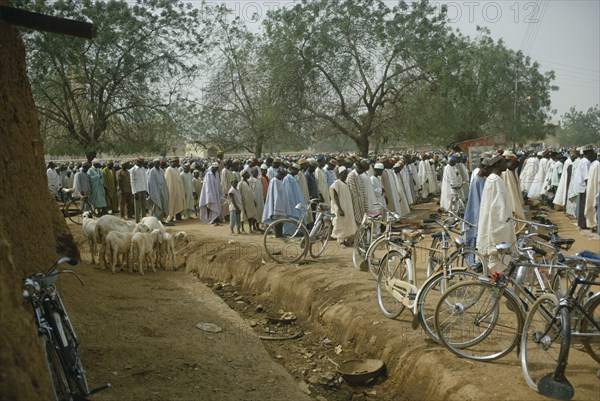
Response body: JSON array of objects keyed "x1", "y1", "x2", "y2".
[
  {"x1": 521, "y1": 294, "x2": 563, "y2": 390},
  {"x1": 580, "y1": 294, "x2": 600, "y2": 364},
  {"x1": 65, "y1": 201, "x2": 83, "y2": 225},
  {"x1": 417, "y1": 269, "x2": 478, "y2": 343},
  {"x1": 263, "y1": 218, "x2": 309, "y2": 264},
  {"x1": 309, "y1": 219, "x2": 332, "y2": 258},
  {"x1": 352, "y1": 225, "x2": 371, "y2": 270},
  {"x1": 449, "y1": 248, "x2": 489, "y2": 277},
  {"x1": 51, "y1": 312, "x2": 89, "y2": 396},
  {"x1": 434, "y1": 280, "x2": 523, "y2": 361},
  {"x1": 376, "y1": 250, "x2": 412, "y2": 319},
  {"x1": 366, "y1": 235, "x2": 401, "y2": 279},
  {"x1": 427, "y1": 236, "x2": 442, "y2": 277},
  {"x1": 42, "y1": 335, "x2": 72, "y2": 401}
]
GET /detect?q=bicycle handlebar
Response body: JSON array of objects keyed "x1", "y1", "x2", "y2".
[{"x1": 508, "y1": 216, "x2": 557, "y2": 232}]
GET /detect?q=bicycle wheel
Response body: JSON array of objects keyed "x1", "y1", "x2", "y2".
[
  {"x1": 367, "y1": 236, "x2": 401, "y2": 279},
  {"x1": 521, "y1": 294, "x2": 563, "y2": 390},
  {"x1": 352, "y1": 225, "x2": 371, "y2": 270},
  {"x1": 449, "y1": 248, "x2": 488, "y2": 276},
  {"x1": 309, "y1": 219, "x2": 332, "y2": 258},
  {"x1": 550, "y1": 268, "x2": 576, "y2": 296},
  {"x1": 51, "y1": 311, "x2": 89, "y2": 396},
  {"x1": 263, "y1": 218, "x2": 309, "y2": 264},
  {"x1": 580, "y1": 294, "x2": 600, "y2": 364},
  {"x1": 65, "y1": 201, "x2": 83, "y2": 225},
  {"x1": 417, "y1": 269, "x2": 478, "y2": 342},
  {"x1": 376, "y1": 249, "x2": 412, "y2": 319},
  {"x1": 434, "y1": 280, "x2": 523, "y2": 361},
  {"x1": 427, "y1": 236, "x2": 442, "y2": 277},
  {"x1": 42, "y1": 335, "x2": 72, "y2": 401}
]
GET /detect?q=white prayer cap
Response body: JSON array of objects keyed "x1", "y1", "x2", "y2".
[
  {"x1": 92, "y1": 158, "x2": 99, "y2": 164},
  {"x1": 291, "y1": 163, "x2": 301, "y2": 170},
  {"x1": 260, "y1": 163, "x2": 268, "y2": 169},
  {"x1": 211, "y1": 162, "x2": 219, "y2": 168},
  {"x1": 338, "y1": 166, "x2": 347, "y2": 174},
  {"x1": 580, "y1": 144, "x2": 594, "y2": 152},
  {"x1": 374, "y1": 162, "x2": 385, "y2": 169},
  {"x1": 537, "y1": 151, "x2": 543, "y2": 156},
  {"x1": 243, "y1": 165, "x2": 252, "y2": 174}
]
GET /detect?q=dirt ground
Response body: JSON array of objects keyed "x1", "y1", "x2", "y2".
[{"x1": 57, "y1": 204, "x2": 599, "y2": 401}]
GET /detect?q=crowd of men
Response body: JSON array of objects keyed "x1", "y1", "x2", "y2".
[{"x1": 46, "y1": 145, "x2": 599, "y2": 259}]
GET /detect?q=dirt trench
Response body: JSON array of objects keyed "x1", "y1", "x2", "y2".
[{"x1": 170, "y1": 211, "x2": 600, "y2": 401}]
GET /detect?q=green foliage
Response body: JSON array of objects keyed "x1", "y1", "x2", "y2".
[
  {"x1": 561, "y1": 106, "x2": 600, "y2": 146},
  {"x1": 18, "y1": 0, "x2": 208, "y2": 155}
]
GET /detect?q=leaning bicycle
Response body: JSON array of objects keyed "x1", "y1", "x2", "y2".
[
  {"x1": 59, "y1": 189, "x2": 96, "y2": 225},
  {"x1": 23, "y1": 257, "x2": 110, "y2": 400},
  {"x1": 521, "y1": 251, "x2": 600, "y2": 400},
  {"x1": 263, "y1": 199, "x2": 334, "y2": 263}
]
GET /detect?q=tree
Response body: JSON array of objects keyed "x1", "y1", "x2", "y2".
[
  {"x1": 384, "y1": 28, "x2": 557, "y2": 147},
  {"x1": 264, "y1": 0, "x2": 452, "y2": 156},
  {"x1": 194, "y1": 13, "x2": 300, "y2": 157},
  {"x1": 561, "y1": 106, "x2": 600, "y2": 146},
  {"x1": 19, "y1": 0, "x2": 209, "y2": 155}
]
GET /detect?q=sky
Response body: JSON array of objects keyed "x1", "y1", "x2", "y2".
[{"x1": 199, "y1": 0, "x2": 599, "y2": 121}]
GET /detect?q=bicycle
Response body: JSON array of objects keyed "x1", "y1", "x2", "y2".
[
  {"x1": 432, "y1": 233, "x2": 575, "y2": 362},
  {"x1": 521, "y1": 251, "x2": 600, "y2": 400},
  {"x1": 23, "y1": 256, "x2": 110, "y2": 401},
  {"x1": 448, "y1": 185, "x2": 465, "y2": 216},
  {"x1": 263, "y1": 199, "x2": 335, "y2": 264},
  {"x1": 352, "y1": 211, "x2": 384, "y2": 270},
  {"x1": 59, "y1": 189, "x2": 96, "y2": 225},
  {"x1": 374, "y1": 211, "x2": 488, "y2": 342}
]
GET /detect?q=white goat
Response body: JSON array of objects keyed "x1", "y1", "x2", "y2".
[
  {"x1": 82, "y1": 212, "x2": 98, "y2": 264},
  {"x1": 158, "y1": 232, "x2": 176, "y2": 270},
  {"x1": 104, "y1": 231, "x2": 133, "y2": 273},
  {"x1": 140, "y1": 217, "x2": 166, "y2": 234},
  {"x1": 130, "y1": 229, "x2": 163, "y2": 275},
  {"x1": 95, "y1": 215, "x2": 133, "y2": 266}
]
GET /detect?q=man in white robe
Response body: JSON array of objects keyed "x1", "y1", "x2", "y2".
[
  {"x1": 239, "y1": 168, "x2": 258, "y2": 233},
  {"x1": 47, "y1": 162, "x2": 62, "y2": 196},
  {"x1": 439, "y1": 156, "x2": 463, "y2": 212},
  {"x1": 199, "y1": 162, "x2": 223, "y2": 225},
  {"x1": 527, "y1": 152, "x2": 549, "y2": 200},
  {"x1": 315, "y1": 156, "x2": 330, "y2": 204},
  {"x1": 554, "y1": 153, "x2": 574, "y2": 209},
  {"x1": 329, "y1": 167, "x2": 357, "y2": 245},
  {"x1": 249, "y1": 167, "x2": 265, "y2": 230},
  {"x1": 371, "y1": 163, "x2": 386, "y2": 212},
  {"x1": 392, "y1": 161, "x2": 410, "y2": 216},
  {"x1": 574, "y1": 146, "x2": 594, "y2": 228},
  {"x1": 180, "y1": 163, "x2": 195, "y2": 218},
  {"x1": 519, "y1": 153, "x2": 539, "y2": 195},
  {"x1": 501, "y1": 152, "x2": 526, "y2": 234},
  {"x1": 165, "y1": 157, "x2": 186, "y2": 221},
  {"x1": 585, "y1": 157, "x2": 599, "y2": 231},
  {"x1": 381, "y1": 158, "x2": 401, "y2": 216},
  {"x1": 477, "y1": 155, "x2": 517, "y2": 273}
]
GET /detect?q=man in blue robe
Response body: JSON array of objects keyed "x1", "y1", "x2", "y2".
[{"x1": 88, "y1": 159, "x2": 107, "y2": 214}]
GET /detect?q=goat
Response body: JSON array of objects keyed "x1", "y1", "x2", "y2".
[
  {"x1": 82, "y1": 212, "x2": 98, "y2": 264},
  {"x1": 130, "y1": 229, "x2": 163, "y2": 275}
]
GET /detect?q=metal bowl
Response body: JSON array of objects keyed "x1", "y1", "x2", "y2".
[{"x1": 337, "y1": 359, "x2": 385, "y2": 385}]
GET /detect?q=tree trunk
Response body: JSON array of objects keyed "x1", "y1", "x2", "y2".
[
  {"x1": 1, "y1": 12, "x2": 79, "y2": 401},
  {"x1": 354, "y1": 132, "x2": 369, "y2": 158},
  {"x1": 253, "y1": 141, "x2": 263, "y2": 158}
]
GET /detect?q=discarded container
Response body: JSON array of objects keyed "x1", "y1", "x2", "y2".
[{"x1": 337, "y1": 359, "x2": 385, "y2": 385}]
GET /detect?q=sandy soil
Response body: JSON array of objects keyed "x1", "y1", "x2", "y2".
[{"x1": 59, "y1": 204, "x2": 599, "y2": 401}]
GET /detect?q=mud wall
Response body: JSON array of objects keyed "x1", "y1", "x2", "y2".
[{"x1": 0, "y1": 4, "x2": 78, "y2": 399}]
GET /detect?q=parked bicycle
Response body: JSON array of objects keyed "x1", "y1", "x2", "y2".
[
  {"x1": 521, "y1": 251, "x2": 600, "y2": 400},
  {"x1": 58, "y1": 189, "x2": 96, "y2": 225},
  {"x1": 374, "y1": 210, "x2": 488, "y2": 342},
  {"x1": 23, "y1": 257, "x2": 110, "y2": 401},
  {"x1": 263, "y1": 199, "x2": 334, "y2": 263}
]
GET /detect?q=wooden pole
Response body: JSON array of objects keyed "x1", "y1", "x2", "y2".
[{"x1": 0, "y1": 5, "x2": 96, "y2": 39}]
